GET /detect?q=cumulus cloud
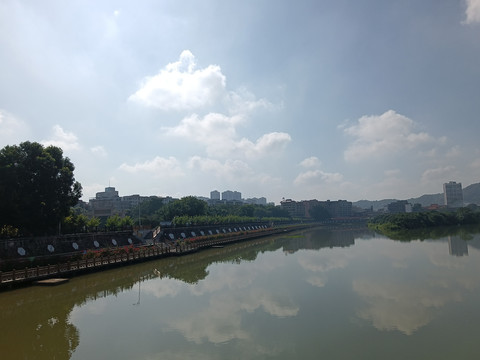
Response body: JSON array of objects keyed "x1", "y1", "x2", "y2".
[
  {"x1": 464, "y1": 0, "x2": 480, "y2": 24},
  {"x1": 471, "y1": 157, "x2": 480, "y2": 169},
  {"x1": 421, "y1": 166, "x2": 456, "y2": 183},
  {"x1": 187, "y1": 156, "x2": 279, "y2": 186},
  {"x1": 299, "y1": 156, "x2": 321, "y2": 168},
  {"x1": 90, "y1": 145, "x2": 108, "y2": 158},
  {"x1": 293, "y1": 169, "x2": 343, "y2": 186},
  {"x1": 225, "y1": 87, "x2": 276, "y2": 115},
  {"x1": 129, "y1": 50, "x2": 226, "y2": 110},
  {"x1": 0, "y1": 109, "x2": 30, "y2": 147},
  {"x1": 119, "y1": 156, "x2": 184, "y2": 177},
  {"x1": 236, "y1": 132, "x2": 291, "y2": 158},
  {"x1": 42, "y1": 125, "x2": 80, "y2": 151},
  {"x1": 165, "y1": 113, "x2": 291, "y2": 158},
  {"x1": 342, "y1": 110, "x2": 434, "y2": 162},
  {"x1": 187, "y1": 156, "x2": 254, "y2": 179},
  {"x1": 165, "y1": 112, "x2": 241, "y2": 143}
]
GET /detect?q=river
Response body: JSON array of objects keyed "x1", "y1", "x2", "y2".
[{"x1": 1, "y1": 226, "x2": 480, "y2": 359}]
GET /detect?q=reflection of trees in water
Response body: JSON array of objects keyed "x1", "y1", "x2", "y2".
[
  {"x1": 0, "y1": 227, "x2": 372, "y2": 358},
  {"x1": 376, "y1": 224, "x2": 480, "y2": 242},
  {"x1": 0, "y1": 236, "x2": 283, "y2": 359},
  {"x1": 0, "y1": 286, "x2": 80, "y2": 359}
]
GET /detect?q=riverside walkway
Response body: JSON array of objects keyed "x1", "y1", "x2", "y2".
[{"x1": 0, "y1": 224, "x2": 313, "y2": 289}]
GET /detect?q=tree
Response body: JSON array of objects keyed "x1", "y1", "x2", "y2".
[
  {"x1": 86, "y1": 217, "x2": 101, "y2": 231},
  {"x1": 106, "y1": 215, "x2": 122, "y2": 230},
  {"x1": 0, "y1": 141, "x2": 82, "y2": 235},
  {"x1": 161, "y1": 196, "x2": 208, "y2": 220}
]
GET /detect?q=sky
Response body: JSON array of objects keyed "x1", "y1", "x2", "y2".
[{"x1": 1, "y1": 0, "x2": 480, "y2": 204}]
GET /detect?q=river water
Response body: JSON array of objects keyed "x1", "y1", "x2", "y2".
[{"x1": 2, "y1": 226, "x2": 480, "y2": 359}]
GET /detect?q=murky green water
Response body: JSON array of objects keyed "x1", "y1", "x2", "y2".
[{"x1": 2, "y1": 226, "x2": 480, "y2": 359}]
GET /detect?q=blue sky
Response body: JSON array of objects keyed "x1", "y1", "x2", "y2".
[{"x1": 1, "y1": 0, "x2": 480, "y2": 204}]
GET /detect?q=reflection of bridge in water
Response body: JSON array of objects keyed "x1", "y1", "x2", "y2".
[{"x1": 0, "y1": 225, "x2": 313, "y2": 288}]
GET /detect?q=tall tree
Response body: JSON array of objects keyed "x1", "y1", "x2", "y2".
[{"x1": 0, "y1": 141, "x2": 82, "y2": 235}]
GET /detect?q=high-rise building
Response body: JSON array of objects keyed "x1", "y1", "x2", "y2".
[
  {"x1": 221, "y1": 190, "x2": 242, "y2": 201},
  {"x1": 210, "y1": 190, "x2": 220, "y2": 200},
  {"x1": 443, "y1": 181, "x2": 463, "y2": 208}
]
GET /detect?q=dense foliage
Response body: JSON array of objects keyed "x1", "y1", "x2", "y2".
[
  {"x1": 127, "y1": 196, "x2": 291, "y2": 226},
  {"x1": 368, "y1": 208, "x2": 480, "y2": 233},
  {"x1": 0, "y1": 141, "x2": 82, "y2": 236},
  {"x1": 171, "y1": 215, "x2": 290, "y2": 227}
]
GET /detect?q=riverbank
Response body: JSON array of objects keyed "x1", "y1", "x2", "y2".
[{"x1": 0, "y1": 223, "x2": 318, "y2": 291}]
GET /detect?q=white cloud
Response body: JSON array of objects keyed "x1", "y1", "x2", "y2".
[
  {"x1": 342, "y1": 110, "x2": 434, "y2": 162},
  {"x1": 0, "y1": 109, "x2": 30, "y2": 147},
  {"x1": 81, "y1": 183, "x2": 106, "y2": 200},
  {"x1": 421, "y1": 166, "x2": 456, "y2": 184},
  {"x1": 165, "y1": 113, "x2": 291, "y2": 158},
  {"x1": 225, "y1": 87, "x2": 276, "y2": 115},
  {"x1": 90, "y1": 145, "x2": 108, "y2": 158},
  {"x1": 446, "y1": 145, "x2": 461, "y2": 158},
  {"x1": 236, "y1": 132, "x2": 291, "y2": 158},
  {"x1": 187, "y1": 156, "x2": 253, "y2": 179},
  {"x1": 299, "y1": 156, "x2": 321, "y2": 168},
  {"x1": 187, "y1": 156, "x2": 278, "y2": 186},
  {"x1": 471, "y1": 158, "x2": 480, "y2": 169},
  {"x1": 384, "y1": 169, "x2": 401, "y2": 178},
  {"x1": 165, "y1": 112, "x2": 241, "y2": 143},
  {"x1": 42, "y1": 125, "x2": 80, "y2": 151},
  {"x1": 464, "y1": 0, "x2": 480, "y2": 24},
  {"x1": 119, "y1": 156, "x2": 184, "y2": 177},
  {"x1": 293, "y1": 169, "x2": 343, "y2": 186},
  {"x1": 129, "y1": 50, "x2": 226, "y2": 111}
]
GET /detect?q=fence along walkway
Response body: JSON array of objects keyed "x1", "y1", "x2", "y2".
[{"x1": 0, "y1": 226, "x2": 302, "y2": 287}]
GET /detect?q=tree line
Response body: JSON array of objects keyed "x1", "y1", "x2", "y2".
[
  {"x1": 0, "y1": 141, "x2": 294, "y2": 238},
  {"x1": 368, "y1": 207, "x2": 480, "y2": 234},
  {"x1": 126, "y1": 196, "x2": 292, "y2": 227}
]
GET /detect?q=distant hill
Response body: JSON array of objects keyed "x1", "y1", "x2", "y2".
[
  {"x1": 353, "y1": 182, "x2": 480, "y2": 210},
  {"x1": 463, "y1": 182, "x2": 480, "y2": 204}
]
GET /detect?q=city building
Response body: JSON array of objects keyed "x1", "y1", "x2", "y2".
[
  {"x1": 280, "y1": 199, "x2": 353, "y2": 219},
  {"x1": 89, "y1": 187, "x2": 148, "y2": 218},
  {"x1": 210, "y1": 190, "x2": 220, "y2": 200},
  {"x1": 387, "y1": 200, "x2": 411, "y2": 213},
  {"x1": 280, "y1": 199, "x2": 306, "y2": 217},
  {"x1": 318, "y1": 200, "x2": 353, "y2": 218},
  {"x1": 221, "y1": 190, "x2": 242, "y2": 201},
  {"x1": 443, "y1": 181, "x2": 463, "y2": 208},
  {"x1": 244, "y1": 197, "x2": 267, "y2": 205}
]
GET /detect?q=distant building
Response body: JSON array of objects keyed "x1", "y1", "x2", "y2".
[
  {"x1": 244, "y1": 197, "x2": 267, "y2": 205},
  {"x1": 280, "y1": 199, "x2": 352, "y2": 218},
  {"x1": 280, "y1": 199, "x2": 306, "y2": 217},
  {"x1": 89, "y1": 187, "x2": 148, "y2": 218},
  {"x1": 387, "y1": 200, "x2": 411, "y2": 214},
  {"x1": 443, "y1": 181, "x2": 463, "y2": 208},
  {"x1": 222, "y1": 190, "x2": 242, "y2": 201},
  {"x1": 210, "y1": 190, "x2": 220, "y2": 200},
  {"x1": 318, "y1": 200, "x2": 353, "y2": 218}
]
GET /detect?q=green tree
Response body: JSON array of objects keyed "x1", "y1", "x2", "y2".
[
  {"x1": 86, "y1": 217, "x2": 101, "y2": 231},
  {"x1": 161, "y1": 196, "x2": 208, "y2": 220},
  {"x1": 120, "y1": 216, "x2": 134, "y2": 228},
  {"x1": 0, "y1": 141, "x2": 82, "y2": 235},
  {"x1": 106, "y1": 215, "x2": 122, "y2": 230}
]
